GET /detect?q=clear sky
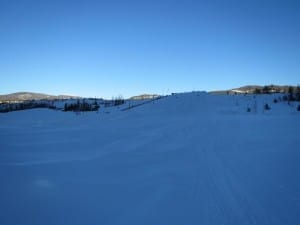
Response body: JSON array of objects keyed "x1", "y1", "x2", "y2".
[{"x1": 1, "y1": 0, "x2": 299, "y2": 98}]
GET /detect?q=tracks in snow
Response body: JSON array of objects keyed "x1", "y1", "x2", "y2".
[{"x1": 191, "y1": 118, "x2": 280, "y2": 225}]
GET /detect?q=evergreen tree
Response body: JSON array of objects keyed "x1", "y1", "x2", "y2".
[
  {"x1": 254, "y1": 88, "x2": 261, "y2": 94},
  {"x1": 262, "y1": 86, "x2": 270, "y2": 94},
  {"x1": 295, "y1": 86, "x2": 300, "y2": 101},
  {"x1": 288, "y1": 86, "x2": 295, "y2": 101},
  {"x1": 264, "y1": 103, "x2": 271, "y2": 110}
]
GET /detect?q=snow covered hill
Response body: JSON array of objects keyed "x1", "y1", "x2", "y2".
[{"x1": 0, "y1": 92, "x2": 299, "y2": 225}]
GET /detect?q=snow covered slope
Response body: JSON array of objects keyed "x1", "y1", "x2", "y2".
[{"x1": 0, "y1": 92, "x2": 299, "y2": 225}]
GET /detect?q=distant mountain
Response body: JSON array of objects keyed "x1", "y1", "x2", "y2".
[
  {"x1": 130, "y1": 94, "x2": 160, "y2": 100},
  {"x1": 0, "y1": 92, "x2": 79, "y2": 102},
  {"x1": 210, "y1": 85, "x2": 298, "y2": 95}
]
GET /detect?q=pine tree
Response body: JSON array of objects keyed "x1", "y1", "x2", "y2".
[
  {"x1": 254, "y1": 88, "x2": 261, "y2": 94},
  {"x1": 295, "y1": 86, "x2": 300, "y2": 101},
  {"x1": 264, "y1": 103, "x2": 271, "y2": 110},
  {"x1": 262, "y1": 86, "x2": 270, "y2": 94},
  {"x1": 288, "y1": 86, "x2": 295, "y2": 101}
]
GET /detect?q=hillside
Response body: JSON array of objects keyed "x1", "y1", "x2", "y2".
[
  {"x1": 210, "y1": 85, "x2": 298, "y2": 95},
  {"x1": 0, "y1": 92, "x2": 79, "y2": 102},
  {"x1": 0, "y1": 92, "x2": 299, "y2": 225},
  {"x1": 130, "y1": 94, "x2": 160, "y2": 100}
]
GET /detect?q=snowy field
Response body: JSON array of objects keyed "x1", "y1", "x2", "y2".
[{"x1": 0, "y1": 92, "x2": 299, "y2": 225}]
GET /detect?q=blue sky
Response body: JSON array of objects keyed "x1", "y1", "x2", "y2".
[{"x1": 1, "y1": 0, "x2": 299, "y2": 98}]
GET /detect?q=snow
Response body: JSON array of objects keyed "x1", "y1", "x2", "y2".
[{"x1": 0, "y1": 92, "x2": 299, "y2": 225}]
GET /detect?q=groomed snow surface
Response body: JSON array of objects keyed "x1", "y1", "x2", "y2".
[{"x1": 0, "y1": 92, "x2": 299, "y2": 225}]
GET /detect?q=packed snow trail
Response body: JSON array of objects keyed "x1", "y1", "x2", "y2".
[{"x1": 0, "y1": 92, "x2": 299, "y2": 225}]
